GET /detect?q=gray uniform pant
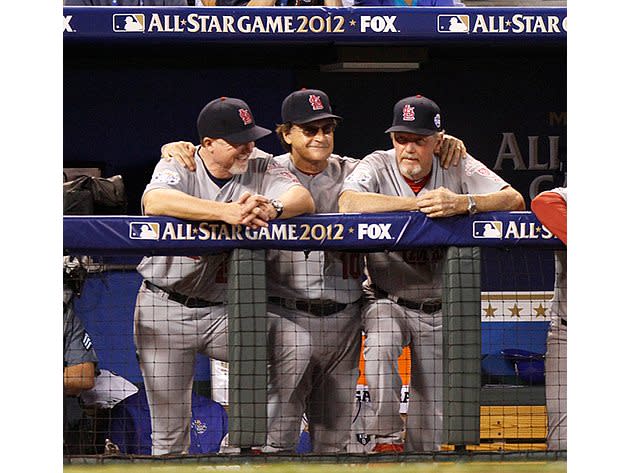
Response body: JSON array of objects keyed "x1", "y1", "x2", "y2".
[
  {"x1": 134, "y1": 282, "x2": 229, "y2": 455},
  {"x1": 362, "y1": 299, "x2": 443, "y2": 452},
  {"x1": 266, "y1": 302, "x2": 362, "y2": 453},
  {"x1": 545, "y1": 316, "x2": 567, "y2": 450}
]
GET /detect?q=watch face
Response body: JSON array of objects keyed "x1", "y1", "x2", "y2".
[{"x1": 271, "y1": 200, "x2": 283, "y2": 214}]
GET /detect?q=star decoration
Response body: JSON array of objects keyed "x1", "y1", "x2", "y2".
[
  {"x1": 484, "y1": 303, "x2": 497, "y2": 317},
  {"x1": 535, "y1": 225, "x2": 542, "y2": 234},
  {"x1": 505, "y1": 20, "x2": 512, "y2": 27},
  {"x1": 350, "y1": 19, "x2": 357, "y2": 27},
  {"x1": 533, "y1": 303, "x2": 547, "y2": 317},
  {"x1": 181, "y1": 19, "x2": 187, "y2": 27},
  {"x1": 508, "y1": 304, "x2": 522, "y2": 317},
  {"x1": 192, "y1": 227, "x2": 198, "y2": 235},
  {"x1": 348, "y1": 227, "x2": 355, "y2": 234}
]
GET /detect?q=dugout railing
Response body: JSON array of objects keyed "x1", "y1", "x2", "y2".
[{"x1": 63, "y1": 211, "x2": 564, "y2": 462}]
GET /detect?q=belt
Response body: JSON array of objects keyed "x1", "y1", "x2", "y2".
[
  {"x1": 144, "y1": 281, "x2": 220, "y2": 309},
  {"x1": 374, "y1": 287, "x2": 442, "y2": 314},
  {"x1": 268, "y1": 296, "x2": 348, "y2": 317}
]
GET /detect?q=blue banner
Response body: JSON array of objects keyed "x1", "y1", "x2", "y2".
[
  {"x1": 64, "y1": 211, "x2": 564, "y2": 256},
  {"x1": 63, "y1": 7, "x2": 567, "y2": 43}
]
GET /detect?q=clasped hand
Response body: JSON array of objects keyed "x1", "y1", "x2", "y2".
[
  {"x1": 416, "y1": 187, "x2": 465, "y2": 218},
  {"x1": 226, "y1": 192, "x2": 277, "y2": 229}
]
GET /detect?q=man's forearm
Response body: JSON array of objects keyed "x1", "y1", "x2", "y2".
[
  {"x1": 64, "y1": 363, "x2": 95, "y2": 396},
  {"x1": 474, "y1": 187, "x2": 525, "y2": 213},
  {"x1": 143, "y1": 189, "x2": 230, "y2": 221},
  {"x1": 339, "y1": 190, "x2": 417, "y2": 213},
  {"x1": 278, "y1": 186, "x2": 315, "y2": 218}
]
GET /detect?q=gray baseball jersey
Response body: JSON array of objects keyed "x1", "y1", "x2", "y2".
[
  {"x1": 266, "y1": 153, "x2": 364, "y2": 304},
  {"x1": 64, "y1": 288, "x2": 98, "y2": 368},
  {"x1": 137, "y1": 147, "x2": 302, "y2": 302},
  {"x1": 134, "y1": 147, "x2": 303, "y2": 455},
  {"x1": 342, "y1": 149, "x2": 511, "y2": 452},
  {"x1": 342, "y1": 150, "x2": 509, "y2": 303},
  {"x1": 263, "y1": 153, "x2": 363, "y2": 453}
]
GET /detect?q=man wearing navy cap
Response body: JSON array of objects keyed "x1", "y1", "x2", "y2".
[
  {"x1": 339, "y1": 95, "x2": 525, "y2": 453},
  {"x1": 259, "y1": 89, "x2": 364, "y2": 453},
  {"x1": 134, "y1": 97, "x2": 314, "y2": 455}
]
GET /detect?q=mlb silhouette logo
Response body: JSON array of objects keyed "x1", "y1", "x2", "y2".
[
  {"x1": 113, "y1": 14, "x2": 145, "y2": 33},
  {"x1": 130, "y1": 222, "x2": 160, "y2": 240},
  {"x1": 437, "y1": 15, "x2": 470, "y2": 33},
  {"x1": 473, "y1": 221, "x2": 503, "y2": 239}
]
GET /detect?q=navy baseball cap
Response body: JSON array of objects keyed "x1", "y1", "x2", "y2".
[
  {"x1": 197, "y1": 97, "x2": 271, "y2": 144},
  {"x1": 385, "y1": 95, "x2": 443, "y2": 136},
  {"x1": 281, "y1": 89, "x2": 342, "y2": 125}
]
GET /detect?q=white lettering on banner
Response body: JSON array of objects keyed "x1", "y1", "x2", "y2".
[
  {"x1": 503, "y1": 221, "x2": 554, "y2": 240},
  {"x1": 146, "y1": 14, "x2": 347, "y2": 34},
  {"x1": 64, "y1": 15, "x2": 74, "y2": 33},
  {"x1": 357, "y1": 223, "x2": 393, "y2": 240},
  {"x1": 148, "y1": 14, "x2": 163, "y2": 32},
  {"x1": 360, "y1": 16, "x2": 398, "y2": 33},
  {"x1": 154, "y1": 223, "x2": 347, "y2": 241},
  {"x1": 471, "y1": 14, "x2": 566, "y2": 34},
  {"x1": 473, "y1": 220, "x2": 555, "y2": 240}
]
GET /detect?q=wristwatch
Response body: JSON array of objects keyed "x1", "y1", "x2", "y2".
[
  {"x1": 270, "y1": 199, "x2": 284, "y2": 218},
  {"x1": 466, "y1": 194, "x2": 478, "y2": 215}
]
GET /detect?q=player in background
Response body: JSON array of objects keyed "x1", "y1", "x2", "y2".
[
  {"x1": 531, "y1": 187, "x2": 567, "y2": 451},
  {"x1": 339, "y1": 94, "x2": 525, "y2": 453},
  {"x1": 135, "y1": 97, "x2": 314, "y2": 455},
  {"x1": 160, "y1": 90, "x2": 468, "y2": 453},
  {"x1": 63, "y1": 256, "x2": 99, "y2": 454}
]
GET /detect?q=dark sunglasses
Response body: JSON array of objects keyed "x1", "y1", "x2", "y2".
[{"x1": 296, "y1": 122, "x2": 337, "y2": 137}]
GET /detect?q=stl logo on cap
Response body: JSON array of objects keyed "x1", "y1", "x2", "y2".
[
  {"x1": 402, "y1": 104, "x2": 415, "y2": 122},
  {"x1": 238, "y1": 108, "x2": 253, "y2": 125},
  {"x1": 308, "y1": 94, "x2": 324, "y2": 111}
]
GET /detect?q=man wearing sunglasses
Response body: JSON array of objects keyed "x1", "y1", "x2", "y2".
[
  {"x1": 255, "y1": 89, "x2": 364, "y2": 453},
  {"x1": 338, "y1": 95, "x2": 525, "y2": 453},
  {"x1": 134, "y1": 97, "x2": 314, "y2": 455}
]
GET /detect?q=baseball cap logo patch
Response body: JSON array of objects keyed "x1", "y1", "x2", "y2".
[
  {"x1": 402, "y1": 104, "x2": 415, "y2": 122},
  {"x1": 434, "y1": 113, "x2": 441, "y2": 128},
  {"x1": 308, "y1": 94, "x2": 324, "y2": 111},
  {"x1": 238, "y1": 108, "x2": 253, "y2": 125}
]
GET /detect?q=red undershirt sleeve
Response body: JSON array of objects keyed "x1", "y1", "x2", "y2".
[{"x1": 531, "y1": 192, "x2": 567, "y2": 245}]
